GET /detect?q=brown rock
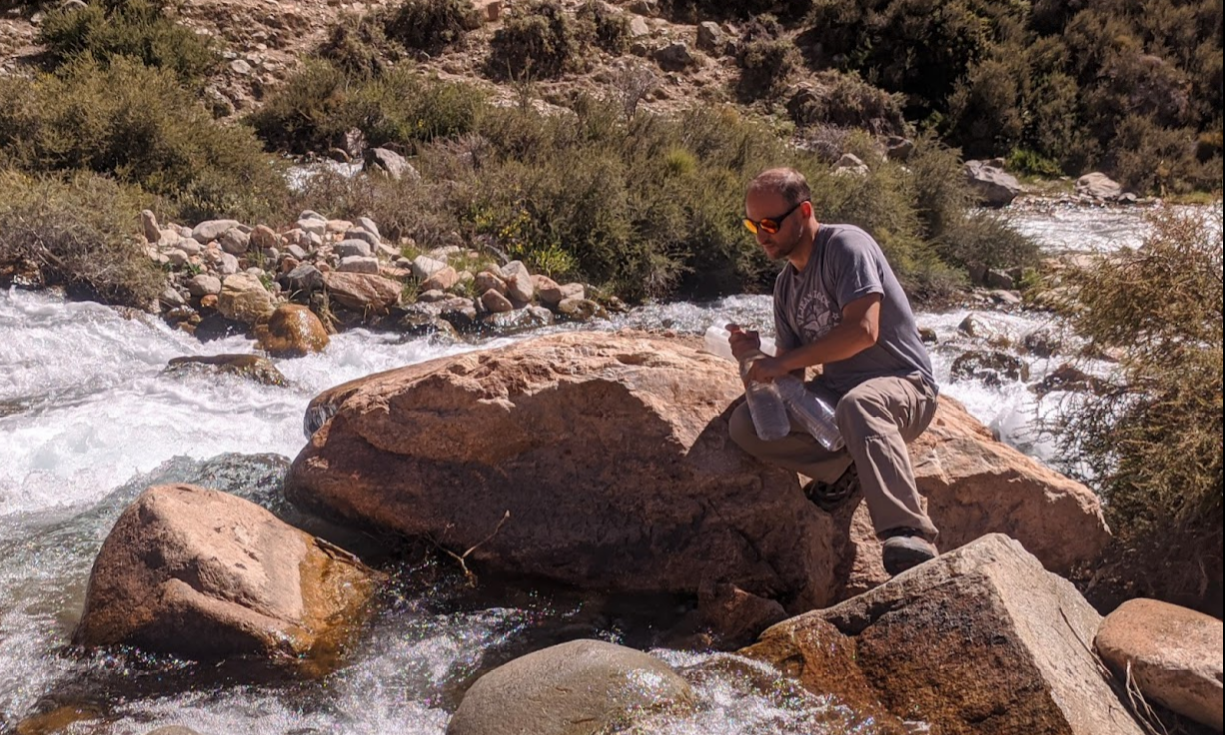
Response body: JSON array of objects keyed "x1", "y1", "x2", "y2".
[
  {"x1": 421, "y1": 265, "x2": 460, "y2": 292},
  {"x1": 699, "y1": 582, "x2": 789, "y2": 648},
  {"x1": 250, "y1": 224, "x2": 281, "y2": 251},
  {"x1": 762, "y1": 535, "x2": 1147, "y2": 735},
  {"x1": 501, "y1": 260, "x2": 534, "y2": 304},
  {"x1": 254, "y1": 305, "x2": 330, "y2": 358},
  {"x1": 217, "y1": 273, "x2": 274, "y2": 324},
  {"x1": 447, "y1": 640, "x2": 695, "y2": 735},
  {"x1": 474, "y1": 271, "x2": 508, "y2": 296},
  {"x1": 531, "y1": 274, "x2": 562, "y2": 305},
  {"x1": 165, "y1": 354, "x2": 287, "y2": 386},
  {"x1": 740, "y1": 618, "x2": 907, "y2": 733},
  {"x1": 286, "y1": 333, "x2": 1110, "y2": 610},
  {"x1": 73, "y1": 484, "x2": 378, "y2": 667},
  {"x1": 287, "y1": 331, "x2": 836, "y2": 609},
  {"x1": 322, "y1": 272, "x2": 401, "y2": 312},
  {"x1": 1095, "y1": 599, "x2": 1223, "y2": 730},
  {"x1": 480, "y1": 289, "x2": 514, "y2": 313},
  {"x1": 141, "y1": 210, "x2": 160, "y2": 244}
]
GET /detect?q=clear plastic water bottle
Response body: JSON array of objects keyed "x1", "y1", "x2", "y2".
[
  {"x1": 704, "y1": 326, "x2": 790, "y2": 441},
  {"x1": 776, "y1": 376, "x2": 845, "y2": 451}
]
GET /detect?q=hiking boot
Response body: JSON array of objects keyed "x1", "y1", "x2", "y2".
[
  {"x1": 803, "y1": 464, "x2": 859, "y2": 513},
  {"x1": 880, "y1": 528, "x2": 938, "y2": 576}
]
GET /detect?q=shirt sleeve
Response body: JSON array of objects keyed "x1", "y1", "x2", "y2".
[{"x1": 827, "y1": 228, "x2": 885, "y2": 310}]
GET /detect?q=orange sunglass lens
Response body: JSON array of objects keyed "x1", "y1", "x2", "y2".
[{"x1": 743, "y1": 219, "x2": 780, "y2": 235}]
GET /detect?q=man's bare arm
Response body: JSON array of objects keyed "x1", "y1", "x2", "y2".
[{"x1": 746, "y1": 294, "x2": 881, "y2": 382}]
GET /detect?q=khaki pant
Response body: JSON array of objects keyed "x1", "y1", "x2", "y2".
[{"x1": 729, "y1": 374, "x2": 939, "y2": 539}]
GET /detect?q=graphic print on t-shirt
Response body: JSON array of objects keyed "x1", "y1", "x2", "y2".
[{"x1": 793, "y1": 284, "x2": 840, "y2": 343}]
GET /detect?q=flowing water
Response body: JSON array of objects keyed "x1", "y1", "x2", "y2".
[{"x1": 0, "y1": 204, "x2": 1165, "y2": 734}]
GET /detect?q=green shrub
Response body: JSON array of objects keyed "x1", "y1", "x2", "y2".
[
  {"x1": 249, "y1": 61, "x2": 486, "y2": 155},
  {"x1": 382, "y1": 0, "x2": 478, "y2": 54},
  {"x1": 1058, "y1": 206, "x2": 1223, "y2": 614},
  {"x1": 934, "y1": 210, "x2": 1040, "y2": 273},
  {"x1": 787, "y1": 71, "x2": 905, "y2": 135},
  {"x1": 576, "y1": 0, "x2": 630, "y2": 55},
  {"x1": 319, "y1": 13, "x2": 392, "y2": 79},
  {"x1": 37, "y1": 0, "x2": 217, "y2": 85},
  {"x1": 487, "y1": 0, "x2": 583, "y2": 80},
  {"x1": 0, "y1": 58, "x2": 286, "y2": 222},
  {"x1": 1006, "y1": 148, "x2": 1063, "y2": 177},
  {"x1": 0, "y1": 169, "x2": 165, "y2": 307}
]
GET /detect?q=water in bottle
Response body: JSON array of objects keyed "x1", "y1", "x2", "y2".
[
  {"x1": 704, "y1": 325, "x2": 791, "y2": 441},
  {"x1": 776, "y1": 376, "x2": 844, "y2": 451}
]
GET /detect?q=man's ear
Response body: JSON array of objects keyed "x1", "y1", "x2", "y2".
[{"x1": 802, "y1": 201, "x2": 814, "y2": 218}]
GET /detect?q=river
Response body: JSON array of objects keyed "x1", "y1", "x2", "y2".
[{"x1": 0, "y1": 204, "x2": 1172, "y2": 734}]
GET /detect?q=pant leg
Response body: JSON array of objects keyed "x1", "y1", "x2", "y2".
[
  {"x1": 729, "y1": 399, "x2": 853, "y2": 484},
  {"x1": 835, "y1": 375, "x2": 939, "y2": 539}
]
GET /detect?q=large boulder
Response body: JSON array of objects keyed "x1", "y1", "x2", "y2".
[
  {"x1": 286, "y1": 332, "x2": 1109, "y2": 610},
  {"x1": 165, "y1": 354, "x2": 287, "y2": 386},
  {"x1": 322, "y1": 272, "x2": 401, "y2": 312},
  {"x1": 446, "y1": 639, "x2": 695, "y2": 735},
  {"x1": 73, "y1": 484, "x2": 378, "y2": 666},
  {"x1": 1075, "y1": 172, "x2": 1123, "y2": 201},
  {"x1": 964, "y1": 160, "x2": 1022, "y2": 207},
  {"x1": 757, "y1": 535, "x2": 1147, "y2": 735},
  {"x1": 254, "y1": 304, "x2": 330, "y2": 358},
  {"x1": 1095, "y1": 599, "x2": 1223, "y2": 731}
]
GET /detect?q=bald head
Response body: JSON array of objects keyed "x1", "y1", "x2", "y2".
[{"x1": 747, "y1": 168, "x2": 811, "y2": 208}]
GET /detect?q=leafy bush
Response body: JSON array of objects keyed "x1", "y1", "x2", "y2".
[
  {"x1": 576, "y1": 0, "x2": 630, "y2": 55},
  {"x1": 0, "y1": 169, "x2": 165, "y2": 307},
  {"x1": 736, "y1": 16, "x2": 800, "y2": 99},
  {"x1": 0, "y1": 58, "x2": 286, "y2": 222},
  {"x1": 37, "y1": 0, "x2": 217, "y2": 85},
  {"x1": 1058, "y1": 206, "x2": 1223, "y2": 614},
  {"x1": 382, "y1": 0, "x2": 478, "y2": 54},
  {"x1": 788, "y1": 71, "x2": 905, "y2": 135},
  {"x1": 1006, "y1": 148, "x2": 1063, "y2": 178},
  {"x1": 319, "y1": 13, "x2": 393, "y2": 79},
  {"x1": 487, "y1": 0, "x2": 583, "y2": 80},
  {"x1": 249, "y1": 61, "x2": 486, "y2": 155}
]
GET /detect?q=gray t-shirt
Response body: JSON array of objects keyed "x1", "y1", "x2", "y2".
[{"x1": 773, "y1": 223, "x2": 936, "y2": 396}]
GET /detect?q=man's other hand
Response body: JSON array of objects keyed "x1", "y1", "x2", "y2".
[{"x1": 744, "y1": 354, "x2": 789, "y2": 383}]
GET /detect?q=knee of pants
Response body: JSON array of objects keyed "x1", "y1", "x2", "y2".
[
  {"x1": 728, "y1": 400, "x2": 758, "y2": 452},
  {"x1": 835, "y1": 389, "x2": 885, "y2": 440}
]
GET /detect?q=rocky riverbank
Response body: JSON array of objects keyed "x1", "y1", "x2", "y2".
[{"x1": 40, "y1": 329, "x2": 1223, "y2": 735}]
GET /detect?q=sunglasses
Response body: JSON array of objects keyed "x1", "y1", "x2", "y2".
[{"x1": 743, "y1": 200, "x2": 810, "y2": 235}]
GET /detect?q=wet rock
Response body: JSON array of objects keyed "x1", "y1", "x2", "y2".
[
  {"x1": 761, "y1": 535, "x2": 1147, "y2": 735},
  {"x1": 1075, "y1": 172, "x2": 1123, "y2": 201},
  {"x1": 1033, "y1": 362, "x2": 1107, "y2": 396},
  {"x1": 740, "y1": 618, "x2": 907, "y2": 732},
  {"x1": 254, "y1": 305, "x2": 329, "y2": 358},
  {"x1": 322, "y1": 272, "x2": 401, "y2": 312},
  {"x1": 699, "y1": 583, "x2": 788, "y2": 649},
  {"x1": 191, "y1": 220, "x2": 241, "y2": 244},
  {"x1": 481, "y1": 305, "x2": 553, "y2": 330},
  {"x1": 556, "y1": 297, "x2": 607, "y2": 322},
  {"x1": 186, "y1": 274, "x2": 222, "y2": 298},
  {"x1": 1095, "y1": 599, "x2": 1223, "y2": 731},
  {"x1": 165, "y1": 354, "x2": 287, "y2": 386},
  {"x1": 1021, "y1": 327, "x2": 1062, "y2": 358},
  {"x1": 416, "y1": 289, "x2": 450, "y2": 303},
  {"x1": 447, "y1": 640, "x2": 695, "y2": 735},
  {"x1": 918, "y1": 327, "x2": 938, "y2": 343},
  {"x1": 218, "y1": 273, "x2": 274, "y2": 324},
  {"x1": 73, "y1": 484, "x2": 378, "y2": 666},
  {"x1": 951, "y1": 349, "x2": 1029, "y2": 385},
  {"x1": 146, "y1": 728, "x2": 205, "y2": 735},
  {"x1": 964, "y1": 160, "x2": 1022, "y2": 207}
]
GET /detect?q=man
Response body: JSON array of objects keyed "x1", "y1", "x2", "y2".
[{"x1": 728, "y1": 167, "x2": 940, "y2": 575}]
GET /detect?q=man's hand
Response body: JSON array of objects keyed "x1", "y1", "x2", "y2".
[
  {"x1": 744, "y1": 354, "x2": 789, "y2": 383},
  {"x1": 726, "y1": 324, "x2": 761, "y2": 361}
]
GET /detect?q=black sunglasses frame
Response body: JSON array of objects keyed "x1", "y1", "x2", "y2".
[{"x1": 744, "y1": 199, "x2": 810, "y2": 235}]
